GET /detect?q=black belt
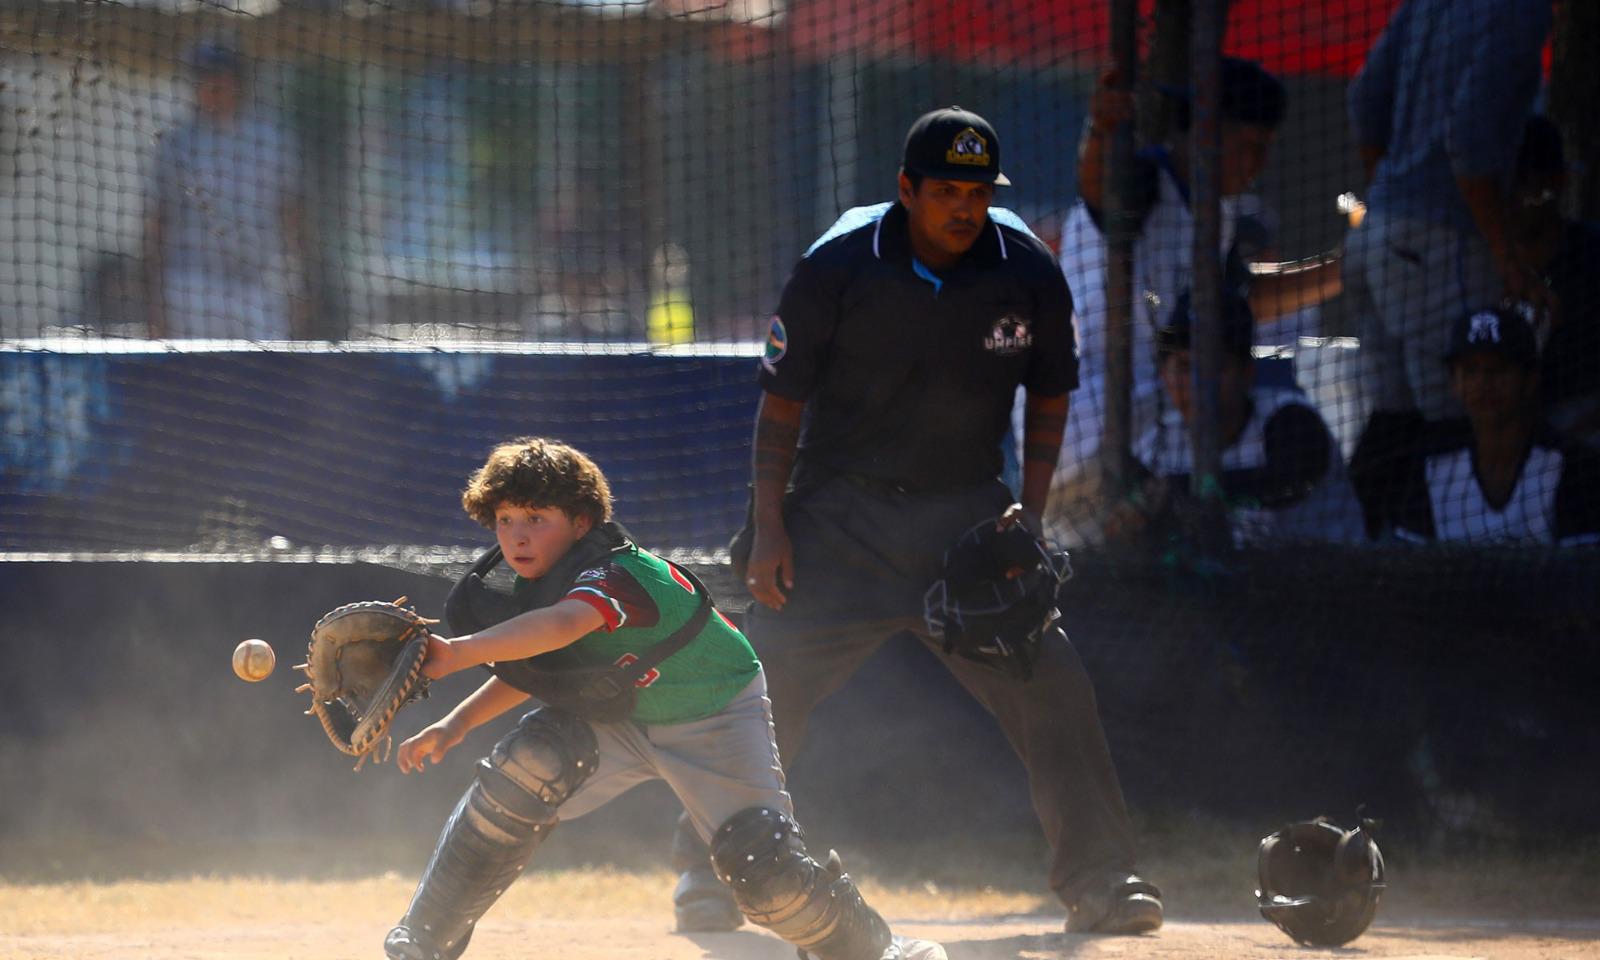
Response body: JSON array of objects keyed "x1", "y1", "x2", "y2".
[{"x1": 833, "y1": 469, "x2": 987, "y2": 497}]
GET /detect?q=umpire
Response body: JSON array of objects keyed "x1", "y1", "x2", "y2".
[{"x1": 671, "y1": 107, "x2": 1163, "y2": 936}]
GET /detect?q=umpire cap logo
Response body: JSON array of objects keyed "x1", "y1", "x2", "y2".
[{"x1": 946, "y1": 127, "x2": 992, "y2": 168}]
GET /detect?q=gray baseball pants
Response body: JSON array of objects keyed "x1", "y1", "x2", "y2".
[{"x1": 563, "y1": 670, "x2": 793, "y2": 843}]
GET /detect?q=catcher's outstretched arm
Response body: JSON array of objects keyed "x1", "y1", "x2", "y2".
[
  {"x1": 398, "y1": 676, "x2": 530, "y2": 774},
  {"x1": 427, "y1": 598, "x2": 606, "y2": 678},
  {"x1": 447, "y1": 675, "x2": 532, "y2": 733}
]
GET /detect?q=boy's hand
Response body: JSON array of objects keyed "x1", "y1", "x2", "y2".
[{"x1": 396, "y1": 719, "x2": 465, "y2": 774}]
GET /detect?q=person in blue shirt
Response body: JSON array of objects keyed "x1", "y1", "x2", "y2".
[
  {"x1": 1344, "y1": 0, "x2": 1554, "y2": 426},
  {"x1": 143, "y1": 42, "x2": 309, "y2": 339}
]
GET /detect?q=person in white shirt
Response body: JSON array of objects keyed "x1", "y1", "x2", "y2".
[
  {"x1": 1053, "y1": 60, "x2": 1342, "y2": 545},
  {"x1": 1378, "y1": 307, "x2": 1600, "y2": 545},
  {"x1": 1107, "y1": 290, "x2": 1365, "y2": 549}
]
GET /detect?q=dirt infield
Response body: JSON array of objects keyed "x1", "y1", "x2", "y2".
[{"x1": 4, "y1": 869, "x2": 1598, "y2": 960}]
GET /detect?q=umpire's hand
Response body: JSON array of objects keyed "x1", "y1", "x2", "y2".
[{"x1": 745, "y1": 523, "x2": 795, "y2": 610}]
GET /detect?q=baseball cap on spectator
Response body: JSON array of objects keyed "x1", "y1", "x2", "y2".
[
  {"x1": 1162, "y1": 57, "x2": 1287, "y2": 132},
  {"x1": 1444, "y1": 307, "x2": 1539, "y2": 369},
  {"x1": 902, "y1": 106, "x2": 1011, "y2": 186},
  {"x1": 1157, "y1": 289, "x2": 1255, "y2": 362},
  {"x1": 187, "y1": 41, "x2": 242, "y2": 77}
]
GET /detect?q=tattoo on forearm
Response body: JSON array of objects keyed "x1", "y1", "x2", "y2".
[
  {"x1": 1023, "y1": 402, "x2": 1066, "y2": 468},
  {"x1": 753, "y1": 416, "x2": 799, "y2": 486},
  {"x1": 1023, "y1": 441, "x2": 1060, "y2": 466},
  {"x1": 1026, "y1": 414, "x2": 1066, "y2": 437}
]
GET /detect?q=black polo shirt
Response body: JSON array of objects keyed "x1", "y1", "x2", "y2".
[{"x1": 759, "y1": 202, "x2": 1078, "y2": 490}]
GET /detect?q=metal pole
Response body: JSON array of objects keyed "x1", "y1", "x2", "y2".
[
  {"x1": 1188, "y1": 0, "x2": 1226, "y2": 538},
  {"x1": 1101, "y1": 0, "x2": 1138, "y2": 495},
  {"x1": 817, "y1": 52, "x2": 859, "y2": 234},
  {"x1": 1551, "y1": 0, "x2": 1600, "y2": 220}
]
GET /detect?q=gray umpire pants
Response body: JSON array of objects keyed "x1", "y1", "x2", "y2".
[{"x1": 682, "y1": 472, "x2": 1140, "y2": 908}]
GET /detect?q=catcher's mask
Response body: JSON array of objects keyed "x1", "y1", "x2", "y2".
[
  {"x1": 922, "y1": 507, "x2": 1072, "y2": 681},
  {"x1": 1256, "y1": 814, "x2": 1386, "y2": 947}
]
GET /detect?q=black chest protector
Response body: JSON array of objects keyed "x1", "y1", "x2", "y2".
[{"x1": 443, "y1": 522, "x2": 710, "y2": 723}]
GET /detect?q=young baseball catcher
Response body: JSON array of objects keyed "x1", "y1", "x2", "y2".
[{"x1": 368, "y1": 436, "x2": 944, "y2": 960}]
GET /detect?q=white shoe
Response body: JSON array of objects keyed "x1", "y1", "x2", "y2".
[{"x1": 883, "y1": 934, "x2": 948, "y2": 960}]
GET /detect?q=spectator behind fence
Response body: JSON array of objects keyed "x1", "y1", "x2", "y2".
[
  {"x1": 1511, "y1": 116, "x2": 1600, "y2": 443},
  {"x1": 1344, "y1": 0, "x2": 1554, "y2": 429},
  {"x1": 1377, "y1": 307, "x2": 1600, "y2": 546},
  {"x1": 143, "y1": 42, "x2": 310, "y2": 340},
  {"x1": 1054, "y1": 59, "x2": 1343, "y2": 546},
  {"x1": 1106, "y1": 290, "x2": 1365, "y2": 549}
]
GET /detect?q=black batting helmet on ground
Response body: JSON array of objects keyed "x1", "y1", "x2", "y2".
[{"x1": 1256, "y1": 814, "x2": 1385, "y2": 946}]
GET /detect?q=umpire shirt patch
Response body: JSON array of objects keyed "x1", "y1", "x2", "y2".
[
  {"x1": 984, "y1": 314, "x2": 1033, "y2": 356},
  {"x1": 762, "y1": 315, "x2": 788, "y2": 374}
]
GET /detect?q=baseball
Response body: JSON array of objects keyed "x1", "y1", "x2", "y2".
[{"x1": 232, "y1": 638, "x2": 276, "y2": 682}]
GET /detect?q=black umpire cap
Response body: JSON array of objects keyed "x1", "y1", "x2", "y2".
[{"x1": 902, "y1": 106, "x2": 1011, "y2": 186}]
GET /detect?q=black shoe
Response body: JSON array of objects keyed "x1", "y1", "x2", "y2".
[
  {"x1": 1064, "y1": 874, "x2": 1164, "y2": 935},
  {"x1": 672, "y1": 864, "x2": 744, "y2": 933}
]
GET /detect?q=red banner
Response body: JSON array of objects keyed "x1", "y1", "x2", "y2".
[{"x1": 787, "y1": 0, "x2": 1403, "y2": 78}]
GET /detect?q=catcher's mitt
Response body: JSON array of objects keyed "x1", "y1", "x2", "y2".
[{"x1": 296, "y1": 597, "x2": 434, "y2": 769}]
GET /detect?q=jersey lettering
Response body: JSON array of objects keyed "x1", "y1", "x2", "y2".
[{"x1": 612, "y1": 652, "x2": 660, "y2": 688}]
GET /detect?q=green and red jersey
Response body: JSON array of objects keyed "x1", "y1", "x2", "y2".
[{"x1": 526, "y1": 545, "x2": 759, "y2": 725}]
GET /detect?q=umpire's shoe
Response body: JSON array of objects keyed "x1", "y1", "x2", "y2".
[
  {"x1": 673, "y1": 864, "x2": 744, "y2": 933},
  {"x1": 1064, "y1": 874, "x2": 1164, "y2": 935}
]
